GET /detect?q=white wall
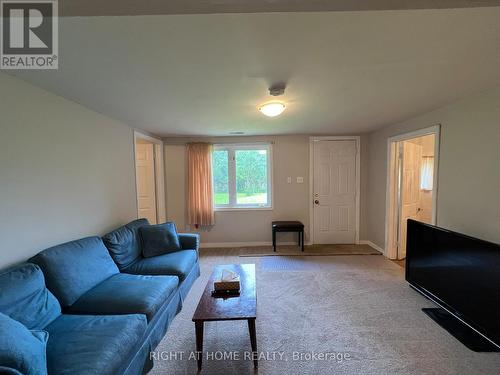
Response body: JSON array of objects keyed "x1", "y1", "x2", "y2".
[
  {"x1": 364, "y1": 85, "x2": 500, "y2": 249},
  {"x1": 165, "y1": 135, "x2": 310, "y2": 245},
  {"x1": 0, "y1": 73, "x2": 138, "y2": 268},
  {"x1": 165, "y1": 134, "x2": 368, "y2": 246}
]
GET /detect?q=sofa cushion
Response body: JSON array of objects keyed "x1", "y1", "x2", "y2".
[
  {"x1": 29, "y1": 237, "x2": 119, "y2": 308},
  {"x1": 0, "y1": 312, "x2": 48, "y2": 375},
  {"x1": 140, "y1": 222, "x2": 181, "y2": 258},
  {"x1": 0, "y1": 263, "x2": 60, "y2": 330},
  {"x1": 124, "y1": 250, "x2": 197, "y2": 281},
  {"x1": 68, "y1": 273, "x2": 179, "y2": 322},
  {"x1": 102, "y1": 219, "x2": 149, "y2": 269},
  {"x1": 45, "y1": 314, "x2": 147, "y2": 375},
  {"x1": 178, "y1": 233, "x2": 200, "y2": 252}
]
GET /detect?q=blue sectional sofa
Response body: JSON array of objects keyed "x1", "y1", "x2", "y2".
[
  {"x1": 0, "y1": 263, "x2": 150, "y2": 375},
  {"x1": 102, "y1": 219, "x2": 200, "y2": 301},
  {"x1": 0, "y1": 220, "x2": 200, "y2": 375}
]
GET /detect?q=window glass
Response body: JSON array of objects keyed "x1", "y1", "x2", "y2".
[
  {"x1": 235, "y1": 149, "x2": 268, "y2": 205},
  {"x1": 420, "y1": 156, "x2": 434, "y2": 191},
  {"x1": 212, "y1": 145, "x2": 271, "y2": 209},
  {"x1": 213, "y1": 150, "x2": 229, "y2": 205}
]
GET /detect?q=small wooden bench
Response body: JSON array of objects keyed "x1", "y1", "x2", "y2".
[{"x1": 272, "y1": 221, "x2": 305, "y2": 252}]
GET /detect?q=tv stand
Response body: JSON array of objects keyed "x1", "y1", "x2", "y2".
[{"x1": 422, "y1": 308, "x2": 500, "y2": 352}]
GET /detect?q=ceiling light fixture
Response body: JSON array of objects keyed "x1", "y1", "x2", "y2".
[
  {"x1": 259, "y1": 102, "x2": 286, "y2": 117},
  {"x1": 259, "y1": 83, "x2": 286, "y2": 117}
]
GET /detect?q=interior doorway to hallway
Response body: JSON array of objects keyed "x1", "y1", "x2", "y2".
[
  {"x1": 385, "y1": 126, "x2": 440, "y2": 260},
  {"x1": 134, "y1": 132, "x2": 166, "y2": 225}
]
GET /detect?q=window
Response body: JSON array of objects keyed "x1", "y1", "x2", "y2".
[
  {"x1": 420, "y1": 156, "x2": 434, "y2": 191},
  {"x1": 212, "y1": 143, "x2": 272, "y2": 209}
]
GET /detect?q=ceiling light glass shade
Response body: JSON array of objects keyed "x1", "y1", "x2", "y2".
[{"x1": 259, "y1": 102, "x2": 286, "y2": 117}]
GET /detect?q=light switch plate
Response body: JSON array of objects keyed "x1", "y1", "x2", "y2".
[
  {"x1": 297, "y1": 177, "x2": 304, "y2": 183},
  {"x1": 287, "y1": 177, "x2": 292, "y2": 184}
]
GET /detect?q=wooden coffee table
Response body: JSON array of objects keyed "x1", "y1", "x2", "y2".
[{"x1": 192, "y1": 264, "x2": 257, "y2": 370}]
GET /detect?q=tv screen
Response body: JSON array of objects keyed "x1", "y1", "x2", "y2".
[{"x1": 406, "y1": 219, "x2": 500, "y2": 348}]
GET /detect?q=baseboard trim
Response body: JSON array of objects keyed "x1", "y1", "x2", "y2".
[
  {"x1": 359, "y1": 240, "x2": 385, "y2": 254},
  {"x1": 201, "y1": 241, "x2": 300, "y2": 248}
]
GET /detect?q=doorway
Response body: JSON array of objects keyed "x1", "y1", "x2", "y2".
[
  {"x1": 310, "y1": 137, "x2": 360, "y2": 244},
  {"x1": 386, "y1": 126, "x2": 440, "y2": 260},
  {"x1": 134, "y1": 132, "x2": 166, "y2": 225}
]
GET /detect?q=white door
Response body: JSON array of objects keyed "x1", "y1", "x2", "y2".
[
  {"x1": 313, "y1": 140, "x2": 357, "y2": 244},
  {"x1": 398, "y1": 141, "x2": 422, "y2": 259},
  {"x1": 136, "y1": 142, "x2": 157, "y2": 224}
]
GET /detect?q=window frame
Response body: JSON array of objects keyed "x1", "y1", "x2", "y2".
[{"x1": 212, "y1": 143, "x2": 273, "y2": 211}]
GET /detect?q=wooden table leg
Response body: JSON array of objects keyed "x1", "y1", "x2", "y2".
[
  {"x1": 301, "y1": 230, "x2": 304, "y2": 252},
  {"x1": 247, "y1": 318, "x2": 258, "y2": 368},
  {"x1": 273, "y1": 230, "x2": 276, "y2": 252},
  {"x1": 195, "y1": 321, "x2": 204, "y2": 371}
]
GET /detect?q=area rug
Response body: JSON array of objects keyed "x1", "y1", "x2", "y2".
[{"x1": 202, "y1": 244, "x2": 381, "y2": 257}]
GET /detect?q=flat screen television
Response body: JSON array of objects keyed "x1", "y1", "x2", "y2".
[{"x1": 406, "y1": 219, "x2": 500, "y2": 351}]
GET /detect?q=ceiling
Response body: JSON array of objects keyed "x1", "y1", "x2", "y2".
[
  {"x1": 10, "y1": 8, "x2": 500, "y2": 137},
  {"x1": 59, "y1": 0, "x2": 500, "y2": 16}
]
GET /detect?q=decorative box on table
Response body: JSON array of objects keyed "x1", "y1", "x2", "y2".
[{"x1": 213, "y1": 269, "x2": 240, "y2": 291}]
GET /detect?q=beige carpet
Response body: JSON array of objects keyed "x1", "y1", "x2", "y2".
[
  {"x1": 150, "y1": 249, "x2": 500, "y2": 375},
  {"x1": 202, "y1": 244, "x2": 381, "y2": 257}
]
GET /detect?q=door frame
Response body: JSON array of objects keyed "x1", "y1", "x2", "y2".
[
  {"x1": 133, "y1": 131, "x2": 166, "y2": 223},
  {"x1": 384, "y1": 125, "x2": 441, "y2": 259},
  {"x1": 309, "y1": 136, "x2": 361, "y2": 245}
]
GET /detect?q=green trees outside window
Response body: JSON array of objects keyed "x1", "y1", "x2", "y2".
[{"x1": 212, "y1": 145, "x2": 271, "y2": 207}]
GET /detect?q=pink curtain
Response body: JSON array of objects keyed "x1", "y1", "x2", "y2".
[{"x1": 187, "y1": 143, "x2": 215, "y2": 227}]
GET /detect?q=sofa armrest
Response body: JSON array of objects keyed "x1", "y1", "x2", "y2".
[{"x1": 178, "y1": 233, "x2": 200, "y2": 254}]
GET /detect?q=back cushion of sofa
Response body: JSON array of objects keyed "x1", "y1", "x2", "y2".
[
  {"x1": 102, "y1": 218, "x2": 149, "y2": 269},
  {"x1": 29, "y1": 237, "x2": 119, "y2": 308},
  {"x1": 0, "y1": 263, "x2": 60, "y2": 330}
]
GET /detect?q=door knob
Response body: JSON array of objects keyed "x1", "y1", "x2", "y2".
[{"x1": 314, "y1": 200, "x2": 319, "y2": 205}]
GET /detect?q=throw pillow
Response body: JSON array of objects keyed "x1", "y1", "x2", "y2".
[{"x1": 140, "y1": 222, "x2": 181, "y2": 258}]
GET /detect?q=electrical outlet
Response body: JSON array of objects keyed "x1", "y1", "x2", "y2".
[
  {"x1": 296, "y1": 177, "x2": 304, "y2": 183},
  {"x1": 287, "y1": 177, "x2": 292, "y2": 184}
]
